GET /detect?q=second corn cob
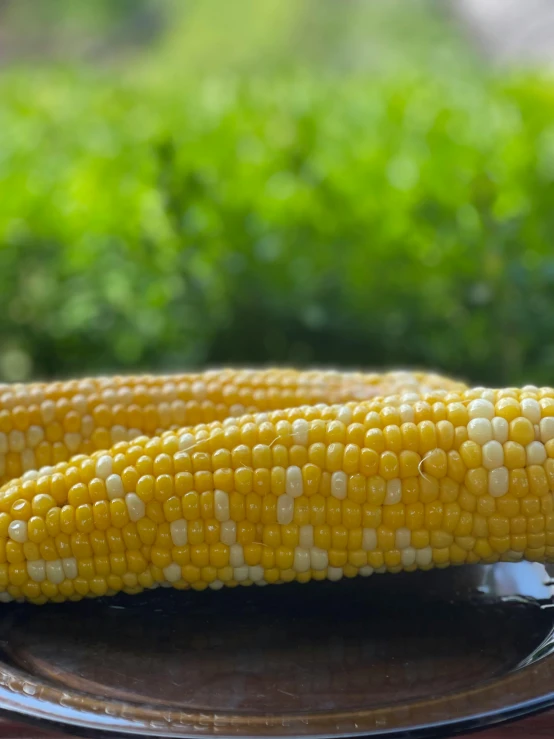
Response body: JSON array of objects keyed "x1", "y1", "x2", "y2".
[{"x1": 0, "y1": 369, "x2": 465, "y2": 486}]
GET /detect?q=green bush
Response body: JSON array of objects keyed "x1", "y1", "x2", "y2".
[{"x1": 1, "y1": 68, "x2": 554, "y2": 386}]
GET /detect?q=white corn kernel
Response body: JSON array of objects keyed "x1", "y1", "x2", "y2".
[
  {"x1": 310, "y1": 547, "x2": 328, "y2": 571},
  {"x1": 106, "y1": 474, "x2": 124, "y2": 500},
  {"x1": 331, "y1": 471, "x2": 347, "y2": 499},
  {"x1": 170, "y1": 519, "x2": 188, "y2": 546},
  {"x1": 399, "y1": 404, "x2": 415, "y2": 423},
  {"x1": 415, "y1": 546, "x2": 433, "y2": 566},
  {"x1": 179, "y1": 433, "x2": 195, "y2": 451},
  {"x1": 95, "y1": 455, "x2": 113, "y2": 480},
  {"x1": 385, "y1": 479, "x2": 402, "y2": 505},
  {"x1": 125, "y1": 493, "x2": 145, "y2": 522},
  {"x1": 286, "y1": 466, "x2": 303, "y2": 498},
  {"x1": 163, "y1": 563, "x2": 182, "y2": 583},
  {"x1": 467, "y1": 418, "x2": 492, "y2": 445},
  {"x1": 191, "y1": 381, "x2": 207, "y2": 400},
  {"x1": 64, "y1": 433, "x2": 82, "y2": 453},
  {"x1": 214, "y1": 490, "x2": 230, "y2": 522},
  {"x1": 233, "y1": 566, "x2": 249, "y2": 582},
  {"x1": 46, "y1": 560, "x2": 64, "y2": 585},
  {"x1": 70, "y1": 394, "x2": 88, "y2": 413},
  {"x1": 220, "y1": 521, "x2": 237, "y2": 546},
  {"x1": 489, "y1": 467, "x2": 509, "y2": 497},
  {"x1": 277, "y1": 494, "x2": 294, "y2": 525},
  {"x1": 8, "y1": 430, "x2": 25, "y2": 453},
  {"x1": 337, "y1": 407, "x2": 352, "y2": 425},
  {"x1": 294, "y1": 548, "x2": 311, "y2": 573},
  {"x1": 27, "y1": 560, "x2": 46, "y2": 583},
  {"x1": 111, "y1": 425, "x2": 127, "y2": 444},
  {"x1": 526, "y1": 441, "x2": 547, "y2": 465},
  {"x1": 299, "y1": 525, "x2": 314, "y2": 549},
  {"x1": 468, "y1": 399, "x2": 495, "y2": 420},
  {"x1": 359, "y1": 565, "x2": 374, "y2": 577},
  {"x1": 229, "y1": 544, "x2": 244, "y2": 567},
  {"x1": 40, "y1": 400, "x2": 56, "y2": 423},
  {"x1": 8, "y1": 520, "x2": 27, "y2": 543},
  {"x1": 401, "y1": 547, "x2": 416, "y2": 567},
  {"x1": 292, "y1": 419, "x2": 309, "y2": 446},
  {"x1": 249, "y1": 566, "x2": 265, "y2": 582},
  {"x1": 540, "y1": 417, "x2": 554, "y2": 443},
  {"x1": 62, "y1": 557, "x2": 78, "y2": 580},
  {"x1": 362, "y1": 528, "x2": 377, "y2": 551},
  {"x1": 521, "y1": 398, "x2": 541, "y2": 424},
  {"x1": 491, "y1": 416, "x2": 509, "y2": 443},
  {"x1": 482, "y1": 440, "x2": 504, "y2": 469},
  {"x1": 395, "y1": 527, "x2": 411, "y2": 549},
  {"x1": 26, "y1": 426, "x2": 44, "y2": 448}
]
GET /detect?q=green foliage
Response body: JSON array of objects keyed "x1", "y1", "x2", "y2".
[{"x1": 1, "y1": 64, "x2": 554, "y2": 386}]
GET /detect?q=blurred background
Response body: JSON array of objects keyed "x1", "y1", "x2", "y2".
[{"x1": 1, "y1": 0, "x2": 554, "y2": 388}]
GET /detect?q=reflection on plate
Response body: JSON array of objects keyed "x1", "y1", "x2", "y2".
[{"x1": 0, "y1": 562, "x2": 552, "y2": 738}]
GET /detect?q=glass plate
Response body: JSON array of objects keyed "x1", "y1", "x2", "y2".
[{"x1": 0, "y1": 562, "x2": 553, "y2": 738}]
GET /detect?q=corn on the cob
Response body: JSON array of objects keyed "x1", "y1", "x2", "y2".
[
  {"x1": 0, "y1": 369, "x2": 465, "y2": 487},
  {"x1": 2, "y1": 370, "x2": 553, "y2": 605}
]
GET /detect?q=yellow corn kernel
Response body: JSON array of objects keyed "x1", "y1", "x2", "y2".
[
  {"x1": 367, "y1": 476, "x2": 386, "y2": 506},
  {"x1": 27, "y1": 516, "x2": 47, "y2": 544},
  {"x1": 495, "y1": 398, "x2": 520, "y2": 422},
  {"x1": 509, "y1": 417, "x2": 534, "y2": 446},
  {"x1": 504, "y1": 442, "x2": 526, "y2": 469},
  {"x1": 136, "y1": 475, "x2": 155, "y2": 503},
  {"x1": 360, "y1": 448, "x2": 379, "y2": 477},
  {"x1": 399, "y1": 450, "x2": 420, "y2": 479},
  {"x1": 31, "y1": 494, "x2": 56, "y2": 518},
  {"x1": 447, "y1": 451, "x2": 466, "y2": 483},
  {"x1": 90, "y1": 531, "x2": 109, "y2": 555},
  {"x1": 68, "y1": 483, "x2": 90, "y2": 507},
  {"x1": 362, "y1": 503, "x2": 382, "y2": 530},
  {"x1": 437, "y1": 420, "x2": 454, "y2": 450},
  {"x1": 411, "y1": 530, "x2": 430, "y2": 549},
  {"x1": 419, "y1": 476, "x2": 439, "y2": 504},
  {"x1": 11, "y1": 499, "x2": 32, "y2": 521},
  {"x1": 382, "y1": 503, "x2": 405, "y2": 530},
  {"x1": 60, "y1": 505, "x2": 75, "y2": 534},
  {"x1": 459, "y1": 441, "x2": 482, "y2": 469},
  {"x1": 379, "y1": 451, "x2": 399, "y2": 480}
]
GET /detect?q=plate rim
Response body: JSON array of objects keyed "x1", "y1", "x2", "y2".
[{"x1": 0, "y1": 648, "x2": 554, "y2": 739}]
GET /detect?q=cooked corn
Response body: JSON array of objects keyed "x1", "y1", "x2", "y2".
[
  {"x1": 1, "y1": 370, "x2": 552, "y2": 604},
  {"x1": 0, "y1": 369, "x2": 464, "y2": 486}
]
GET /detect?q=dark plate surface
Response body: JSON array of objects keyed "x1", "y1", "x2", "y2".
[{"x1": 0, "y1": 563, "x2": 553, "y2": 738}]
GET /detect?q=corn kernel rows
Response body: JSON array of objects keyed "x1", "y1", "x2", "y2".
[
  {"x1": 0, "y1": 369, "x2": 464, "y2": 486},
  {"x1": 3, "y1": 374, "x2": 554, "y2": 604}
]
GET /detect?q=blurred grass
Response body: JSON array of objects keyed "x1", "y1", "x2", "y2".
[{"x1": 1, "y1": 0, "x2": 554, "y2": 387}]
